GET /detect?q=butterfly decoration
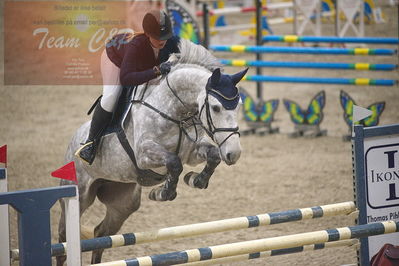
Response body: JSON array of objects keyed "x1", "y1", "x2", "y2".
[
  {"x1": 283, "y1": 91, "x2": 326, "y2": 126},
  {"x1": 166, "y1": 0, "x2": 201, "y2": 44},
  {"x1": 240, "y1": 88, "x2": 279, "y2": 124},
  {"x1": 339, "y1": 90, "x2": 385, "y2": 127}
]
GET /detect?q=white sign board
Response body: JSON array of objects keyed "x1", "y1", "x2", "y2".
[{"x1": 363, "y1": 135, "x2": 399, "y2": 260}]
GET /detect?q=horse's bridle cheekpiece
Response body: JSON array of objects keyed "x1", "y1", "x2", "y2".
[{"x1": 199, "y1": 71, "x2": 241, "y2": 147}]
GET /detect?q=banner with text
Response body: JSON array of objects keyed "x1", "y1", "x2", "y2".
[{"x1": 4, "y1": 1, "x2": 134, "y2": 85}]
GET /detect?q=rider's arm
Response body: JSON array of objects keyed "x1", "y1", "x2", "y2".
[{"x1": 120, "y1": 40, "x2": 159, "y2": 87}]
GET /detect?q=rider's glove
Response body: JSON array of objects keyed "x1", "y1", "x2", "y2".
[{"x1": 159, "y1": 61, "x2": 172, "y2": 75}]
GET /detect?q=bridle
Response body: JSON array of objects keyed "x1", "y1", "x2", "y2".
[
  {"x1": 166, "y1": 75, "x2": 240, "y2": 148},
  {"x1": 131, "y1": 74, "x2": 240, "y2": 154},
  {"x1": 199, "y1": 84, "x2": 240, "y2": 148}
]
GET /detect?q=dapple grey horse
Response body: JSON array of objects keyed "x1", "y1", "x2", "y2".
[{"x1": 57, "y1": 39, "x2": 248, "y2": 264}]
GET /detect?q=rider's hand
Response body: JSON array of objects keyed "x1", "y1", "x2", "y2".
[{"x1": 159, "y1": 61, "x2": 172, "y2": 75}]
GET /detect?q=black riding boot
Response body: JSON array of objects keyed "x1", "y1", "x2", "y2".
[{"x1": 75, "y1": 104, "x2": 113, "y2": 165}]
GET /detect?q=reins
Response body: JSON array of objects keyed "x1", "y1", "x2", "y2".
[
  {"x1": 131, "y1": 76, "x2": 200, "y2": 154},
  {"x1": 131, "y1": 73, "x2": 240, "y2": 154}
]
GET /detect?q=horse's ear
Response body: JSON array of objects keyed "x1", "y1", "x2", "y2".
[
  {"x1": 210, "y1": 68, "x2": 221, "y2": 86},
  {"x1": 231, "y1": 68, "x2": 249, "y2": 85}
]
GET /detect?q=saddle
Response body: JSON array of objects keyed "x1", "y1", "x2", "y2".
[{"x1": 89, "y1": 87, "x2": 167, "y2": 186}]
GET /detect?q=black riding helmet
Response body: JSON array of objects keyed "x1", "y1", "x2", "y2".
[{"x1": 142, "y1": 10, "x2": 173, "y2": 41}]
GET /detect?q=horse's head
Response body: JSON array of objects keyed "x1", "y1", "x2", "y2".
[{"x1": 198, "y1": 68, "x2": 248, "y2": 165}]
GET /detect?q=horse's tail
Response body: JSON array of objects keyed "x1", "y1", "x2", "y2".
[{"x1": 80, "y1": 224, "x2": 94, "y2": 239}]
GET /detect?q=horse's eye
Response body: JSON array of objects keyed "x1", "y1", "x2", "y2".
[{"x1": 212, "y1": 105, "x2": 221, "y2": 113}]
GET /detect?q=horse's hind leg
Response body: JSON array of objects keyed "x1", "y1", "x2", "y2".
[{"x1": 91, "y1": 182, "x2": 141, "y2": 264}]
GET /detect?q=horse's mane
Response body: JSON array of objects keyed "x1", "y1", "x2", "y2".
[
  {"x1": 144, "y1": 39, "x2": 222, "y2": 96},
  {"x1": 175, "y1": 39, "x2": 223, "y2": 72}
]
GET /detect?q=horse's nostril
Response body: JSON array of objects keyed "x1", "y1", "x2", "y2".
[{"x1": 226, "y1": 153, "x2": 232, "y2": 162}]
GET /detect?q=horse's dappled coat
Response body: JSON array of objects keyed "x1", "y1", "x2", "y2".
[{"x1": 57, "y1": 39, "x2": 248, "y2": 265}]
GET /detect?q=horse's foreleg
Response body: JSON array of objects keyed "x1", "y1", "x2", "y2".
[
  {"x1": 136, "y1": 139, "x2": 183, "y2": 201},
  {"x1": 184, "y1": 143, "x2": 221, "y2": 189},
  {"x1": 148, "y1": 154, "x2": 183, "y2": 201}
]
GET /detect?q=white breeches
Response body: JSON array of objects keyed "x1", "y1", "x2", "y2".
[{"x1": 100, "y1": 49, "x2": 122, "y2": 112}]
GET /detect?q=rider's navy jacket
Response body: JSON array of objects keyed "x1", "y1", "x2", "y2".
[{"x1": 106, "y1": 33, "x2": 180, "y2": 87}]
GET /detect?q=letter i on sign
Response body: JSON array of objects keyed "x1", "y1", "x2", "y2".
[
  {"x1": 385, "y1": 150, "x2": 397, "y2": 168},
  {"x1": 384, "y1": 150, "x2": 399, "y2": 201}
]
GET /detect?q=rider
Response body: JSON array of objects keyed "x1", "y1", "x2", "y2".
[{"x1": 76, "y1": 9, "x2": 181, "y2": 165}]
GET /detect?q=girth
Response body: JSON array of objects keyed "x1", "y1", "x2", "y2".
[{"x1": 114, "y1": 86, "x2": 168, "y2": 187}]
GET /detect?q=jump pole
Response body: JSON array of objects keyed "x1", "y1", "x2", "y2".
[
  {"x1": 243, "y1": 75, "x2": 398, "y2": 86},
  {"x1": 220, "y1": 59, "x2": 398, "y2": 71},
  {"x1": 263, "y1": 35, "x2": 399, "y2": 45},
  {"x1": 195, "y1": 2, "x2": 293, "y2": 16},
  {"x1": 196, "y1": 5, "x2": 268, "y2": 16},
  {"x1": 210, "y1": 45, "x2": 397, "y2": 55},
  {"x1": 91, "y1": 221, "x2": 399, "y2": 266},
  {"x1": 183, "y1": 239, "x2": 359, "y2": 266},
  {"x1": 12, "y1": 201, "x2": 356, "y2": 259},
  {"x1": 255, "y1": 0, "x2": 263, "y2": 100}
]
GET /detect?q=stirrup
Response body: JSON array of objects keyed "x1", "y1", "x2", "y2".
[{"x1": 75, "y1": 141, "x2": 95, "y2": 165}]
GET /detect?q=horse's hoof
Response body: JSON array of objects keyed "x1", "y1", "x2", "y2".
[
  {"x1": 184, "y1": 172, "x2": 208, "y2": 189},
  {"x1": 148, "y1": 187, "x2": 177, "y2": 201},
  {"x1": 149, "y1": 187, "x2": 166, "y2": 201},
  {"x1": 184, "y1": 171, "x2": 198, "y2": 188}
]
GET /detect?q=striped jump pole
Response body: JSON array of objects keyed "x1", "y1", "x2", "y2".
[
  {"x1": 210, "y1": 23, "x2": 257, "y2": 32},
  {"x1": 220, "y1": 59, "x2": 398, "y2": 71},
  {"x1": 91, "y1": 221, "x2": 399, "y2": 266},
  {"x1": 196, "y1": 6, "x2": 268, "y2": 16},
  {"x1": 210, "y1": 45, "x2": 397, "y2": 55},
  {"x1": 243, "y1": 75, "x2": 398, "y2": 86},
  {"x1": 263, "y1": 35, "x2": 399, "y2": 45},
  {"x1": 13, "y1": 202, "x2": 356, "y2": 260},
  {"x1": 196, "y1": 1, "x2": 294, "y2": 16},
  {"x1": 184, "y1": 239, "x2": 359, "y2": 266}
]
